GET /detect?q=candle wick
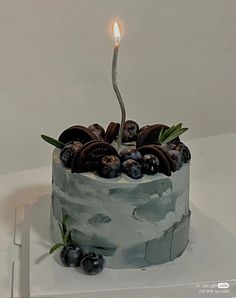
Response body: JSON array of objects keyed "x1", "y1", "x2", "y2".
[{"x1": 112, "y1": 44, "x2": 126, "y2": 152}]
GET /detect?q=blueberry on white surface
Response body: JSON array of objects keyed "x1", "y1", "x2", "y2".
[
  {"x1": 80, "y1": 252, "x2": 105, "y2": 275},
  {"x1": 60, "y1": 245, "x2": 83, "y2": 267}
]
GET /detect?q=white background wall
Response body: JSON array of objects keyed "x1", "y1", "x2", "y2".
[{"x1": 0, "y1": 0, "x2": 236, "y2": 174}]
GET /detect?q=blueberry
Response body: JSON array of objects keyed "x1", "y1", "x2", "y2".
[
  {"x1": 60, "y1": 142, "x2": 83, "y2": 168},
  {"x1": 122, "y1": 120, "x2": 139, "y2": 142},
  {"x1": 60, "y1": 245, "x2": 83, "y2": 267},
  {"x1": 169, "y1": 141, "x2": 191, "y2": 163},
  {"x1": 182, "y1": 146, "x2": 191, "y2": 163},
  {"x1": 88, "y1": 123, "x2": 105, "y2": 140},
  {"x1": 80, "y1": 252, "x2": 105, "y2": 275},
  {"x1": 168, "y1": 149, "x2": 184, "y2": 170},
  {"x1": 172, "y1": 142, "x2": 191, "y2": 163},
  {"x1": 122, "y1": 159, "x2": 142, "y2": 179},
  {"x1": 97, "y1": 155, "x2": 121, "y2": 178},
  {"x1": 172, "y1": 142, "x2": 184, "y2": 151},
  {"x1": 141, "y1": 154, "x2": 160, "y2": 175},
  {"x1": 120, "y1": 148, "x2": 142, "y2": 162}
]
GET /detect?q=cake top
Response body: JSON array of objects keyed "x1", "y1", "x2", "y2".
[{"x1": 42, "y1": 120, "x2": 191, "y2": 180}]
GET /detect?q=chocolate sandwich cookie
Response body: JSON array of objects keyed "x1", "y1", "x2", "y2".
[
  {"x1": 136, "y1": 124, "x2": 169, "y2": 148},
  {"x1": 138, "y1": 125, "x2": 152, "y2": 134},
  {"x1": 60, "y1": 141, "x2": 83, "y2": 169},
  {"x1": 155, "y1": 144, "x2": 176, "y2": 172},
  {"x1": 122, "y1": 120, "x2": 139, "y2": 143},
  {"x1": 104, "y1": 122, "x2": 120, "y2": 143},
  {"x1": 138, "y1": 145, "x2": 172, "y2": 176},
  {"x1": 69, "y1": 139, "x2": 101, "y2": 171},
  {"x1": 71, "y1": 141, "x2": 119, "y2": 173},
  {"x1": 88, "y1": 123, "x2": 105, "y2": 140},
  {"x1": 58, "y1": 125, "x2": 99, "y2": 144}
]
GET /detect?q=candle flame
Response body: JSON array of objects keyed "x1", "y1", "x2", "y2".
[{"x1": 113, "y1": 22, "x2": 121, "y2": 44}]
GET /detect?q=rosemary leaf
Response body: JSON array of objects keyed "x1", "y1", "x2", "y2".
[
  {"x1": 175, "y1": 123, "x2": 182, "y2": 130},
  {"x1": 157, "y1": 127, "x2": 164, "y2": 143},
  {"x1": 41, "y1": 135, "x2": 64, "y2": 149},
  {"x1": 58, "y1": 223, "x2": 64, "y2": 240},
  {"x1": 160, "y1": 125, "x2": 176, "y2": 142},
  {"x1": 62, "y1": 214, "x2": 68, "y2": 236},
  {"x1": 163, "y1": 127, "x2": 188, "y2": 143},
  {"x1": 49, "y1": 243, "x2": 64, "y2": 254}
]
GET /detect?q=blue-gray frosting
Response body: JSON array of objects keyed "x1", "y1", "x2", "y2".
[{"x1": 50, "y1": 149, "x2": 190, "y2": 268}]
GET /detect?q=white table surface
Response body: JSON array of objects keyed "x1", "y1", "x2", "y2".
[{"x1": 1, "y1": 133, "x2": 236, "y2": 298}]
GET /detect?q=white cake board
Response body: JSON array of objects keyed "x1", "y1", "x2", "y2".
[{"x1": 12, "y1": 194, "x2": 236, "y2": 298}]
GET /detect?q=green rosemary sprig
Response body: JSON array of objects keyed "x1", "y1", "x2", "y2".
[
  {"x1": 41, "y1": 134, "x2": 65, "y2": 149},
  {"x1": 49, "y1": 214, "x2": 72, "y2": 254},
  {"x1": 156, "y1": 123, "x2": 188, "y2": 144}
]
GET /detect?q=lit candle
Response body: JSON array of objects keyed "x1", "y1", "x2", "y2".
[{"x1": 112, "y1": 22, "x2": 126, "y2": 151}]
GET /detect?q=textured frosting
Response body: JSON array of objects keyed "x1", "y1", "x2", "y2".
[{"x1": 51, "y1": 148, "x2": 190, "y2": 268}]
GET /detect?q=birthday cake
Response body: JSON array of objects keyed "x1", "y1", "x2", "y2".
[{"x1": 43, "y1": 121, "x2": 191, "y2": 274}]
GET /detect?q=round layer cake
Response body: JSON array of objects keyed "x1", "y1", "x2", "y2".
[{"x1": 50, "y1": 148, "x2": 191, "y2": 269}]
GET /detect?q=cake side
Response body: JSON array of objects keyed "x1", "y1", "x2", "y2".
[{"x1": 51, "y1": 149, "x2": 190, "y2": 268}]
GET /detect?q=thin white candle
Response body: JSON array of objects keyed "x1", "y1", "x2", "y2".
[{"x1": 112, "y1": 22, "x2": 126, "y2": 151}]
